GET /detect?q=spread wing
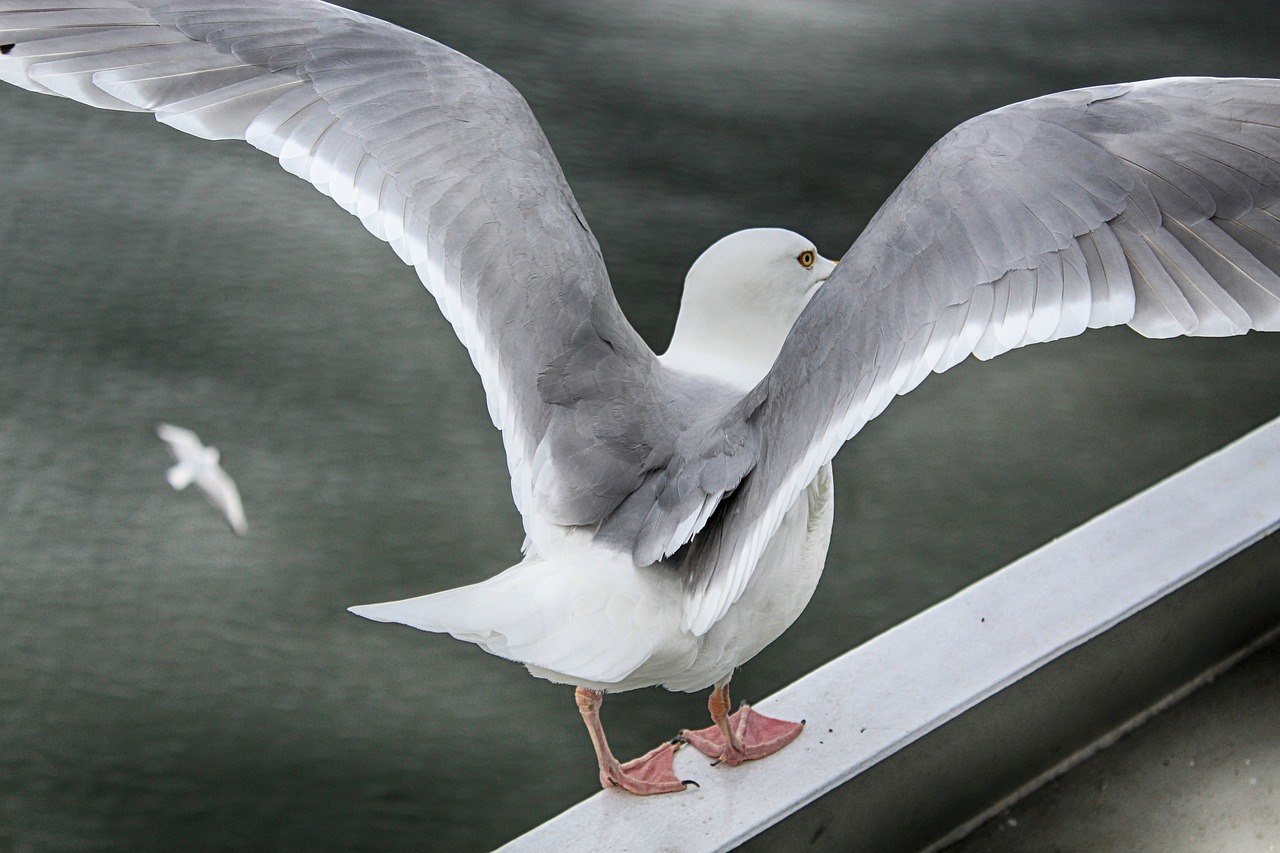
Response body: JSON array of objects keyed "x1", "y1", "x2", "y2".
[
  {"x1": 155, "y1": 421, "x2": 204, "y2": 461},
  {"x1": 194, "y1": 462, "x2": 247, "y2": 536},
  {"x1": 681, "y1": 77, "x2": 1280, "y2": 634},
  {"x1": 0, "y1": 0, "x2": 683, "y2": 553}
]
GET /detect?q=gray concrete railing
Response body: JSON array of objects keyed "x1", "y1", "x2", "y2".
[{"x1": 497, "y1": 415, "x2": 1280, "y2": 853}]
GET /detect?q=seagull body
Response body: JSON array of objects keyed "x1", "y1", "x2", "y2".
[
  {"x1": 155, "y1": 422, "x2": 247, "y2": 536},
  {"x1": 4, "y1": 0, "x2": 1280, "y2": 793},
  {"x1": 354, "y1": 227, "x2": 838, "y2": 696}
]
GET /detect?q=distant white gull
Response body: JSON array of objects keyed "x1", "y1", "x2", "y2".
[
  {"x1": 4, "y1": 0, "x2": 1280, "y2": 795},
  {"x1": 156, "y1": 422, "x2": 247, "y2": 537}
]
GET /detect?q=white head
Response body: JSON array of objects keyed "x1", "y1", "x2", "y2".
[{"x1": 660, "y1": 228, "x2": 837, "y2": 389}]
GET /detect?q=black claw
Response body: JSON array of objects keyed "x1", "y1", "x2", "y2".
[
  {"x1": 0, "y1": 44, "x2": 14, "y2": 55},
  {"x1": 682, "y1": 779, "x2": 700, "y2": 788}
]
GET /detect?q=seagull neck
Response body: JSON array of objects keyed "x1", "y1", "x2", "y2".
[{"x1": 659, "y1": 302, "x2": 788, "y2": 391}]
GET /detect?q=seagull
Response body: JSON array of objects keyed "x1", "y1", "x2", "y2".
[
  {"x1": 155, "y1": 422, "x2": 248, "y2": 536},
  {"x1": 3, "y1": 1, "x2": 1280, "y2": 795}
]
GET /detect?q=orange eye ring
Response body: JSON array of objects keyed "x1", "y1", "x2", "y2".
[{"x1": 797, "y1": 249, "x2": 816, "y2": 269}]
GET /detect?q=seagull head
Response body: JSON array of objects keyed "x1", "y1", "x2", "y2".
[{"x1": 661, "y1": 228, "x2": 837, "y2": 389}]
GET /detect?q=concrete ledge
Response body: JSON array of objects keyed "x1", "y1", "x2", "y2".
[{"x1": 497, "y1": 416, "x2": 1280, "y2": 853}]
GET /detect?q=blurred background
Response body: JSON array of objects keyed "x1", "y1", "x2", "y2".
[{"x1": 2, "y1": 1, "x2": 1280, "y2": 850}]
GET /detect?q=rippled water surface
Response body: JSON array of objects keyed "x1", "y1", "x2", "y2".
[{"x1": 3, "y1": 1, "x2": 1280, "y2": 850}]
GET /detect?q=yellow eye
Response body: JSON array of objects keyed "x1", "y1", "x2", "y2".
[{"x1": 797, "y1": 249, "x2": 815, "y2": 269}]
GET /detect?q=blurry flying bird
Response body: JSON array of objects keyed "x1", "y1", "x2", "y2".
[{"x1": 156, "y1": 422, "x2": 247, "y2": 536}]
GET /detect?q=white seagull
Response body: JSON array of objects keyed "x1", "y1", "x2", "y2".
[
  {"x1": 155, "y1": 422, "x2": 247, "y2": 536},
  {"x1": 4, "y1": 1, "x2": 1280, "y2": 794}
]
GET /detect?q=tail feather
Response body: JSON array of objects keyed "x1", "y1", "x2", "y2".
[{"x1": 349, "y1": 555, "x2": 684, "y2": 688}]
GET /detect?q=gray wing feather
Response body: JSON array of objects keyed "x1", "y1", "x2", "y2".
[
  {"x1": 680, "y1": 77, "x2": 1280, "y2": 634},
  {"x1": 0, "y1": 0, "x2": 673, "y2": 550}
]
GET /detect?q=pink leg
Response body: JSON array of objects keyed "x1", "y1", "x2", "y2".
[
  {"x1": 575, "y1": 687, "x2": 693, "y2": 795},
  {"x1": 681, "y1": 681, "x2": 804, "y2": 766}
]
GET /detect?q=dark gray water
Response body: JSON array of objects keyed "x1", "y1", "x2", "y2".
[{"x1": 3, "y1": 1, "x2": 1280, "y2": 850}]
